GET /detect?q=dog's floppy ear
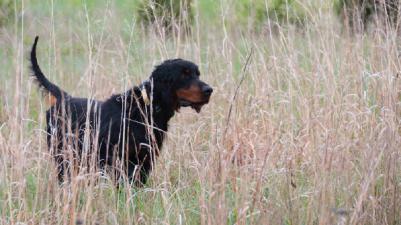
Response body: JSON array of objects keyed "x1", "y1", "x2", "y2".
[
  {"x1": 145, "y1": 78, "x2": 180, "y2": 113},
  {"x1": 161, "y1": 87, "x2": 177, "y2": 109},
  {"x1": 150, "y1": 79, "x2": 176, "y2": 109}
]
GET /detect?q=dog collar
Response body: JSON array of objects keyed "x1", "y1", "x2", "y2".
[
  {"x1": 141, "y1": 88, "x2": 150, "y2": 105},
  {"x1": 140, "y1": 81, "x2": 161, "y2": 113}
]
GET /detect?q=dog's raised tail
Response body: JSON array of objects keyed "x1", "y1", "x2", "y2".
[{"x1": 30, "y1": 36, "x2": 68, "y2": 106}]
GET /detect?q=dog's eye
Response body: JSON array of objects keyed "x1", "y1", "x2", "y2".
[{"x1": 183, "y1": 69, "x2": 191, "y2": 77}]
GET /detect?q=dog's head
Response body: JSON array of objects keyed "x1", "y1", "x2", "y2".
[{"x1": 150, "y1": 59, "x2": 213, "y2": 112}]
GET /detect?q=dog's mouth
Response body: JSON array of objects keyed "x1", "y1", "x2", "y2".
[{"x1": 179, "y1": 99, "x2": 210, "y2": 113}]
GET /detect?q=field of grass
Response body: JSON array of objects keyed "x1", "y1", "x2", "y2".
[{"x1": 1, "y1": 0, "x2": 400, "y2": 224}]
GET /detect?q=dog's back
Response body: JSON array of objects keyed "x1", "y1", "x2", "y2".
[{"x1": 45, "y1": 97, "x2": 103, "y2": 181}]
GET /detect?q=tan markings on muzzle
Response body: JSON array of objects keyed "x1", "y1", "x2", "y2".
[{"x1": 176, "y1": 84, "x2": 203, "y2": 103}]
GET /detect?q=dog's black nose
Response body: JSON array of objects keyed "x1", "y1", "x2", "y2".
[{"x1": 202, "y1": 86, "x2": 213, "y2": 96}]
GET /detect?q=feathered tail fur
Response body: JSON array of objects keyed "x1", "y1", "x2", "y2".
[{"x1": 30, "y1": 36, "x2": 68, "y2": 105}]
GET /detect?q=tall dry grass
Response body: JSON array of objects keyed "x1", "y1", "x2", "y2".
[{"x1": 0, "y1": 0, "x2": 400, "y2": 224}]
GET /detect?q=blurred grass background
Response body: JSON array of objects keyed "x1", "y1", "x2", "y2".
[{"x1": 1, "y1": 0, "x2": 401, "y2": 224}]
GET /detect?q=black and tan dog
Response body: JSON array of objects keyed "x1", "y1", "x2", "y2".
[{"x1": 30, "y1": 36, "x2": 212, "y2": 186}]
